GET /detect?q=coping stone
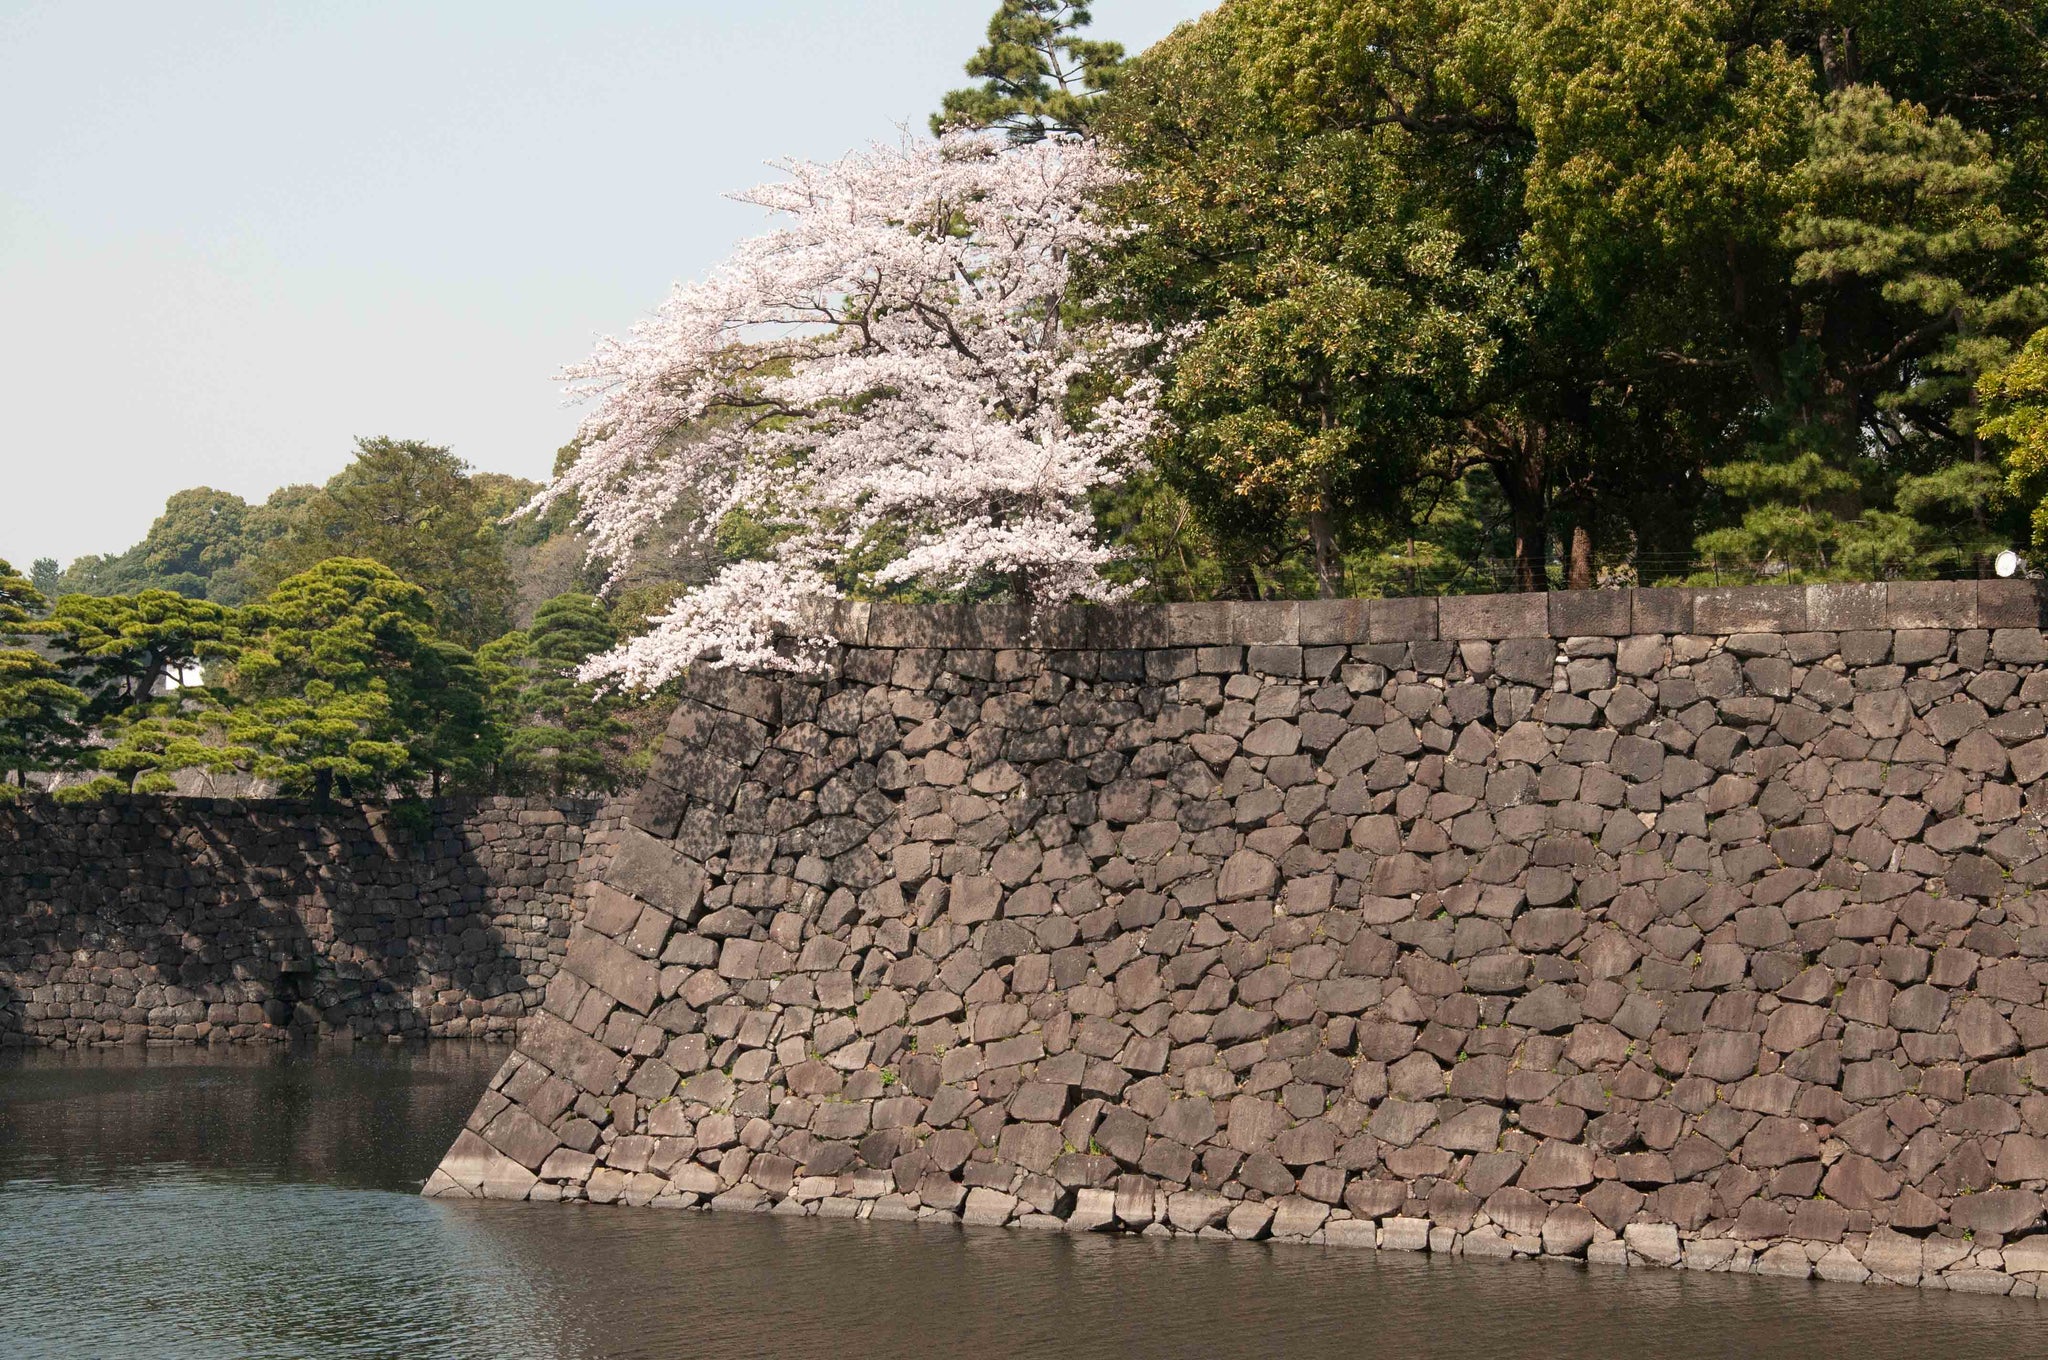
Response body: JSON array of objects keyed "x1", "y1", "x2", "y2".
[{"x1": 1440, "y1": 592, "x2": 1549, "y2": 641}]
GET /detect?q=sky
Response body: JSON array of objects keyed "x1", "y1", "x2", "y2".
[{"x1": 0, "y1": 0, "x2": 1212, "y2": 569}]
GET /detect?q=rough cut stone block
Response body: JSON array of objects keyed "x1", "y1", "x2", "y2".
[
  {"x1": 1981, "y1": 579, "x2": 2048, "y2": 628},
  {"x1": 1999, "y1": 1237, "x2": 2048, "y2": 1275},
  {"x1": 1692, "y1": 587, "x2": 1808, "y2": 634},
  {"x1": 1860, "y1": 1231, "x2": 1923, "y2": 1285},
  {"x1": 564, "y1": 934, "x2": 661, "y2": 1015},
  {"x1": 962, "y1": 1188, "x2": 1021, "y2": 1226},
  {"x1": 1166, "y1": 1191, "x2": 1233, "y2": 1233},
  {"x1": 626, "y1": 779, "x2": 690, "y2": 839},
  {"x1": 1380, "y1": 1217, "x2": 1430, "y2": 1251},
  {"x1": 1622, "y1": 1223, "x2": 1681, "y2": 1266},
  {"x1": 1050, "y1": 604, "x2": 1171, "y2": 650},
  {"x1": 483, "y1": 1107, "x2": 564, "y2": 1172},
  {"x1": 1164, "y1": 603, "x2": 1233, "y2": 647},
  {"x1": 523, "y1": 1015, "x2": 626, "y2": 1096},
  {"x1": 1440, "y1": 592, "x2": 1548, "y2": 641},
  {"x1": 1887, "y1": 580, "x2": 1976, "y2": 629},
  {"x1": 1067, "y1": 1188, "x2": 1117, "y2": 1232},
  {"x1": 678, "y1": 667, "x2": 782, "y2": 725},
  {"x1": 1298, "y1": 599, "x2": 1366, "y2": 645},
  {"x1": 1324, "y1": 1219, "x2": 1378, "y2": 1249},
  {"x1": 431, "y1": 1129, "x2": 541, "y2": 1201},
  {"x1": 1752, "y1": 1243, "x2": 1813, "y2": 1278},
  {"x1": 1807, "y1": 582, "x2": 1885, "y2": 631},
  {"x1": 1368, "y1": 596, "x2": 1438, "y2": 643},
  {"x1": 1815, "y1": 1246, "x2": 1871, "y2": 1284},
  {"x1": 605, "y1": 829, "x2": 708, "y2": 923},
  {"x1": 583, "y1": 882, "x2": 646, "y2": 939},
  {"x1": 824, "y1": 599, "x2": 871, "y2": 645},
  {"x1": 1114, "y1": 1178, "x2": 1159, "y2": 1228},
  {"x1": 1629, "y1": 588, "x2": 1693, "y2": 635},
  {"x1": 1548, "y1": 590, "x2": 1631, "y2": 638},
  {"x1": 1229, "y1": 602, "x2": 1298, "y2": 646}
]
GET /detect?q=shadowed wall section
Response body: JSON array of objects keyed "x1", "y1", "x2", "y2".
[
  {"x1": 0, "y1": 797, "x2": 625, "y2": 1045},
  {"x1": 432, "y1": 581, "x2": 2048, "y2": 1294}
]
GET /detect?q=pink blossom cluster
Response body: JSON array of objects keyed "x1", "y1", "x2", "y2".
[{"x1": 538, "y1": 131, "x2": 1159, "y2": 685}]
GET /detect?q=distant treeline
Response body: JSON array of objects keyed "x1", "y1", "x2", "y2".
[{"x1": 2, "y1": 438, "x2": 709, "y2": 802}]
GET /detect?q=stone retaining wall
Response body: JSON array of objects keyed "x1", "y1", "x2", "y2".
[
  {"x1": 0, "y1": 796, "x2": 625, "y2": 1045},
  {"x1": 433, "y1": 580, "x2": 2048, "y2": 1295}
]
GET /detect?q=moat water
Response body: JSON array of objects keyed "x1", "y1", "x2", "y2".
[{"x1": 0, "y1": 1042, "x2": 2038, "y2": 1359}]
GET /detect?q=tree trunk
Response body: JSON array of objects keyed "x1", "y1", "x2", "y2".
[
  {"x1": 1307, "y1": 500, "x2": 1345, "y2": 600},
  {"x1": 1568, "y1": 523, "x2": 1595, "y2": 591},
  {"x1": 313, "y1": 768, "x2": 334, "y2": 809},
  {"x1": 1493, "y1": 430, "x2": 1550, "y2": 593}
]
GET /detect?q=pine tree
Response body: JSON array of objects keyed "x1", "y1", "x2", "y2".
[
  {"x1": 480, "y1": 594, "x2": 636, "y2": 795},
  {"x1": 0, "y1": 559, "x2": 86, "y2": 789},
  {"x1": 223, "y1": 558, "x2": 494, "y2": 804},
  {"x1": 44, "y1": 591, "x2": 240, "y2": 724},
  {"x1": 246, "y1": 439, "x2": 517, "y2": 646},
  {"x1": 934, "y1": 1, "x2": 1125, "y2": 142}
]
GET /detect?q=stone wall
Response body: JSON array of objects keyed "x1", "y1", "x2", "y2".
[
  {"x1": 432, "y1": 580, "x2": 2048, "y2": 1295},
  {"x1": 0, "y1": 796, "x2": 625, "y2": 1046}
]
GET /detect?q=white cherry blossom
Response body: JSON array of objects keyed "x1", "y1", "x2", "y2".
[{"x1": 538, "y1": 130, "x2": 1157, "y2": 685}]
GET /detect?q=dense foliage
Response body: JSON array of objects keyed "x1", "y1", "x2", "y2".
[
  {"x1": 12, "y1": 0, "x2": 2048, "y2": 789},
  {"x1": 1091, "y1": 0, "x2": 2048, "y2": 595},
  {"x1": 3, "y1": 439, "x2": 661, "y2": 799}
]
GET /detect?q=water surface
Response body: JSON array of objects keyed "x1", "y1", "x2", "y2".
[{"x1": 0, "y1": 1042, "x2": 2038, "y2": 1359}]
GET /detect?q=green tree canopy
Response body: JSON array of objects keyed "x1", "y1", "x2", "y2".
[
  {"x1": 47, "y1": 483, "x2": 314, "y2": 604},
  {"x1": 480, "y1": 593, "x2": 637, "y2": 796},
  {"x1": 224, "y1": 557, "x2": 492, "y2": 803},
  {"x1": 44, "y1": 591, "x2": 241, "y2": 724},
  {"x1": 248, "y1": 438, "x2": 517, "y2": 646},
  {"x1": 1986, "y1": 327, "x2": 2048, "y2": 548},
  {"x1": 1096, "y1": 0, "x2": 2048, "y2": 593},
  {"x1": 135, "y1": 488, "x2": 249, "y2": 595},
  {"x1": 0, "y1": 559, "x2": 87, "y2": 788},
  {"x1": 935, "y1": 1, "x2": 1126, "y2": 141},
  {"x1": 92, "y1": 694, "x2": 251, "y2": 795}
]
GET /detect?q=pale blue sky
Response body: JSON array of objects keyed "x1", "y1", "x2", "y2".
[{"x1": 0, "y1": 0, "x2": 1211, "y2": 567}]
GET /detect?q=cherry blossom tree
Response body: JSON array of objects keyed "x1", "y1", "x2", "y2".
[{"x1": 535, "y1": 130, "x2": 1158, "y2": 687}]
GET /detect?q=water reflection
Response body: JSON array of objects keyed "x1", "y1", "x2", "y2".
[
  {"x1": 0, "y1": 1045, "x2": 2040, "y2": 1360},
  {"x1": 0, "y1": 1041, "x2": 503, "y2": 1191}
]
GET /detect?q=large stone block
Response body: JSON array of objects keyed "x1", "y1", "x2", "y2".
[
  {"x1": 1164, "y1": 602, "x2": 1233, "y2": 647},
  {"x1": 1692, "y1": 586, "x2": 1808, "y2": 634},
  {"x1": 1887, "y1": 580, "x2": 1977, "y2": 629},
  {"x1": 523, "y1": 1014, "x2": 627, "y2": 1095},
  {"x1": 428, "y1": 1129, "x2": 540, "y2": 1201},
  {"x1": 1367, "y1": 596, "x2": 1437, "y2": 643},
  {"x1": 605, "y1": 828, "x2": 708, "y2": 923},
  {"x1": 1981, "y1": 579, "x2": 2048, "y2": 628},
  {"x1": 1807, "y1": 582, "x2": 1885, "y2": 631},
  {"x1": 1548, "y1": 590, "x2": 1631, "y2": 638},
  {"x1": 1629, "y1": 587, "x2": 1695, "y2": 635},
  {"x1": 1299, "y1": 599, "x2": 1366, "y2": 645},
  {"x1": 565, "y1": 934, "x2": 661, "y2": 1015},
  {"x1": 1440, "y1": 592, "x2": 1548, "y2": 641}
]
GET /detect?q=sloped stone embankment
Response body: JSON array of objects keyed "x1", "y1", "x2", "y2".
[{"x1": 430, "y1": 581, "x2": 2048, "y2": 1294}]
